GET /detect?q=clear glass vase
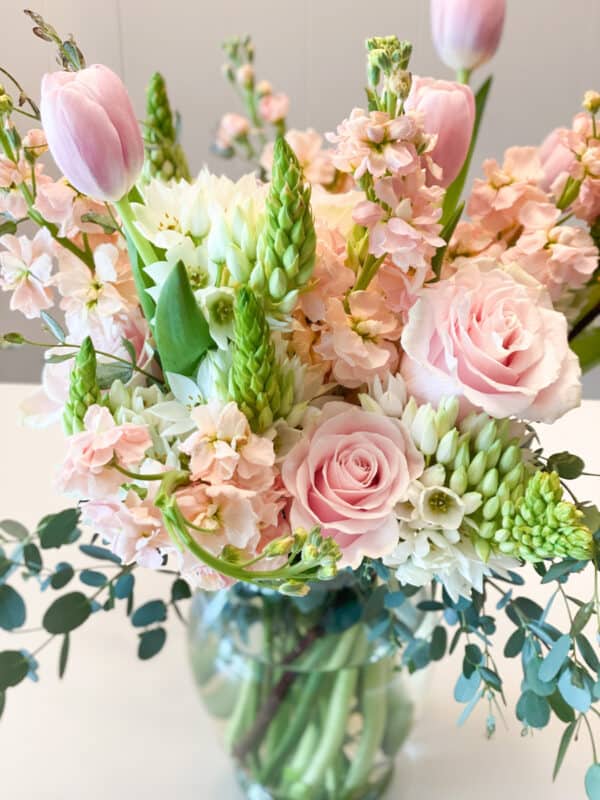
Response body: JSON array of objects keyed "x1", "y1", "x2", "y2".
[{"x1": 188, "y1": 573, "x2": 426, "y2": 800}]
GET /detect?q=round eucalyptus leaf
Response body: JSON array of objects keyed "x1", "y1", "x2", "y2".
[
  {"x1": 0, "y1": 650, "x2": 30, "y2": 690},
  {"x1": 138, "y1": 627, "x2": 167, "y2": 660},
  {"x1": 43, "y1": 592, "x2": 92, "y2": 634},
  {"x1": 586, "y1": 764, "x2": 600, "y2": 800},
  {"x1": 0, "y1": 585, "x2": 26, "y2": 631},
  {"x1": 50, "y1": 563, "x2": 74, "y2": 590},
  {"x1": 547, "y1": 452, "x2": 585, "y2": 480},
  {"x1": 516, "y1": 690, "x2": 551, "y2": 729},
  {"x1": 131, "y1": 599, "x2": 167, "y2": 628}
]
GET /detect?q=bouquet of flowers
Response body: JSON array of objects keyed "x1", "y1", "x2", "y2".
[{"x1": 1, "y1": 3, "x2": 599, "y2": 798}]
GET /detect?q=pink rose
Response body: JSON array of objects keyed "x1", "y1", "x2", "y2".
[
  {"x1": 405, "y1": 76, "x2": 475, "y2": 187},
  {"x1": 282, "y1": 403, "x2": 424, "y2": 569},
  {"x1": 401, "y1": 260, "x2": 581, "y2": 423}
]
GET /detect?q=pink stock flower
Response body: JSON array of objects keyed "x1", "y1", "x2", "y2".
[
  {"x1": 40, "y1": 64, "x2": 144, "y2": 201},
  {"x1": 405, "y1": 76, "x2": 475, "y2": 187},
  {"x1": 374, "y1": 257, "x2": 431, "y2": 317},
  {"x1": 315, "y1": 291, "x2": 401, "y2": 388},
  {"x1": 327, "y1": 109, "x2": 421, "y2": 179},
  {"x1": 22, "y1": 128, "x2": 48, "y2": 159},
  {"x1": 57, "y1": 405, "x2": 152, "y2": 498},
  {"x1": 180, "y1": 400, "x2": 275, "y2": 489},
  {"x1": 299, "y1": 223, "x2": 354, "y2": 321},
  {"x1": 33, "y1": 180, "x2": 76, "y2": 234},
  {"x1": 446, "y1": 220, "x2": 506, "y2": 263},
  {"x1": 467, "y1": 146, "x2": 547, "y2": 234},
  {"x1": 282, "y1": 403, "x2": 424, "y2": 569},
  {"x1": 261, "y1": 129, "x2": 336, "y2": 186},
  {"x1": 176, "y1": 482, "x2": 260, "y2": 557},
  {"x1": 401, "y1": 260, "x2": 581, "y2": 423},
  {"x1": 55, "y1": 241, "x2": 130, "y2": 318},
  {"x1": 538, "y1": 127, "x2": 574, "y2": 193},
  {"x1": 430, "y1": 0, "x2": 506, "y2": 72},
  {"x1": 0, "y1": 228, "x2": 54, "y2": 318},
  {"x1": 258, "y1": 92, "x2": 289, "y2": 124},
  {"x1": 215, "y1": 113, "x2": 250, "y2": 150},
  {"x1": 507, "y1": 202, "x2": 598, "y2": 300},
  {"x1": 177, "y1": 555, "x2": 235, "y2": 591}
]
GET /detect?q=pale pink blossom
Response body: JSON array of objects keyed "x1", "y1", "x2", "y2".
[
  {"x1": 327, "y1": 109, "x2": 421, "y2": 179},
  {"x1": 507, "y1": 202, "x2": 598, "y2": 299},
  {"x1": 299, "y1": 223, "x2": 354, "y2": 321},
  {"x1": 177, "y1": 555, "x2": 234, "y2": 591},
  {"x1": 21, "y1": 358, "x2": 72, "y2": 428},
  {"x1": 41, "y1": 64, "x2": 144, "y2": 201},
  {"x1": 446, "y1": 220, "x2": 506, "y2": 263},
  {"x1": 431, "y1": 0, "x2": 506, "y2": 72},
  {"x1": 33, "y1": 180, "x2": 76, "y2": 234},
  {"x1": 0, "y1": 228, "x2": 54, "y2": 318},
  {"x1": 467, "y1": 146, "x2": 548, "y2": 234},
  {"x1": 258, "y1": 92, "x2": 289, "y2": 124},
  {"x1": 261, "y1": 129, "x2": 336, "y2": 186},
  {"x1": 180, "y1": 400, "x2": 275, "y2": 489},
  {"x1": 282, "y1": 403, "x2": 424, "y2": 569},
  {"x1": 401, "y1": 260, "x2": 581, "y2": 423},
  {"x1": 374, "y1": 257, "x2": 431, "y2": 316},
  {"x1": 176, "y1": 482, "x2": 260, "y2": 557},
  {"x1": 405, "y1": 76, "x2": 475, "y2": 187},
  {"x1": 538, "y1": 127, "x2": 574, "y2": 193},
  {"x1": 57, "y1": 405, "x2": 152, "y2": 498},
  {"x1": 22, "y1": 128, "x2": 48, "y2": 159},
  {"x1": 55, "y1": 242, "x2": 129, "y2": 317},
  {"x1": 315, "y1": 291, "x2": 401, "y2": 388},
  {"x1": 215, "y1": 112, "x2": 250, "y2": 150}
]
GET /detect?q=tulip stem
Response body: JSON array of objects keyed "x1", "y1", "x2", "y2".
[
  {"x1": 457, "y1": 68, "x2": 471, "y2": 85},
  {"x1": 114, "y1": 196, "x2": 159, "y2": 267}
]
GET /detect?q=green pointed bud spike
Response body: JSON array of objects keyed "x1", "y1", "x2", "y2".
[
  {"x1": 467, "y1": 452, "x2": 487, "y2": 487},
  {"x1": 256, "y1": 136, "x2": 316, "y2": 319},
  {"x1": 229, "y1": 286, "x2": 290, "y2": 433},
  {"x1": 449, "y1": 466, "x2": 468, "y2": 496},
  {"x1": 142, "y1": 72, "x2": 190, "y2": 182},
  {"x1": 63, "y1": 337, "x2": 99, "y2": 435}
]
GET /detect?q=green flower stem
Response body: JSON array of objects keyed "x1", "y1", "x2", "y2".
[
  {"x1": 342, "y1": 654, "x2": 391, "y2": 794},
  {"x1": 114, "y1": 196, "x2": 159, "y2": 267},
  {"x1": 225, "y1": 661, "x2": 261, "y2": 752},
  {"x1": 457, "y1": 68, "x2": 472, "y2": 85},
  {"x1": 352, "y1": 253, "x2": 385, "y2": 292}
]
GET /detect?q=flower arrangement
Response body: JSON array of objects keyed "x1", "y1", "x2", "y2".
[{"x1": 0, "y1": 3, "x2": 599, "y2": 798}]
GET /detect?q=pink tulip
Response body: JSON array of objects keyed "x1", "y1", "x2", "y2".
[
  {"x1": 430, "y1": 0, "x2": 506, "y2": 73},
  {"x1": 40, "y1": 64, "x2": 143, "y2": 202},
  {"x1": 406, "y1": 76, "x2": 475, "y2": 186}
]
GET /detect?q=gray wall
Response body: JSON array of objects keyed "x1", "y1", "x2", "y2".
[{"x1": 0, "y1": 0, "x2": 599, "y2": 394}]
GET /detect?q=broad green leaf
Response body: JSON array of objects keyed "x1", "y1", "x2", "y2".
[
  {"x1": 541, "y1": 559, "x2": 588, "y2": 584},
  {"x1": 79, "y1": 569, "x2": 107, "y2": 588},
  {"x1": 40, "y1": 311, "x2": 66, "y2": 343},
  {"x1": 131, "y1": 599, "x2": 167, "y2": 628},
  {"x1": 430, "y1": 626, "x2": 447, "y2": 661},
  {"x1": 384, "y1": 591, "x2": 406, "y2": 609},
  {"x1": 43, "y1": 592, "x2": 92, "y2": 634},
  {"x1": 38, "y1": 508, "x2": 80, "y2": 549},
  {"x1": 478, "y1": 666, "x2": 502, "y2": 691},
  {"x1": 549, "y1": 690, "x2": 576, "y2": 723},
  {"x1": 516, "y1": 691, "x2": 551, "y2": 729},
  {"x1": 571, "y1": 602, "x2": 594, "y2": 637},
  {"x1": 0, "y1": 218, "x2": 17, "y2": 236},
  {"x1": 586, "y1": 764, "x2": 600, "y2": 800},
  {"x1": 546, "y1": 452, "x2": 585, "y2": 480},
  {"x1": 79, "y1": 544, "x2": 121, "y2": 564},
  {"x1": 0, "y1": 689, "x2": 4, "y2": 718},
  {"x1": 154, "y1": 261, "x2": 213, "y2": 377},
  {"x1": 125, "y1": 231, "x2": 156, "y2": 322},
  {"x1": 138, "y1": 627, "x2": 167, "y2": 660},
  {"x1": 553, "y1": 720, "x2": 576, "y2": 780},
  {"x1": 577, "y1": 634, "x2": 600, "y2": 674},
  {"x1": 431, "y1": 202, "x2": 464, "y2": 279},
  {"x1": 58, "y1": 633, "x2": 69, "y2": 679},
  {"x1": 171, "y1": 578, "x2": 191, "y2": 602},
  {"x1": 504, "y1": 628, "x2": 526, "y2": 658},
  {"x1": 0, "y1": 650, "x2": 29, "y2": 690},
  {"x1": 571, "y1": 328, "x2": 600, "y2": 373},
  {"x1": 558, "y1": 667, "x2": 592, "y2": 713},
  {"x1": 44, "y1": 352, "x2": 77, "y2": 365},
  {"x1": 524, "y1": 656, "x2": 556, "y2": 697},
  {"x1": 23, "y1": 543, "x2": 42, "y2": 574},
  {"x1": 539, "y1": 635, "x2": 572, "y2": 682},
  {"x1": 50, "y1": 563, "x2": 74, "y2": 590},
  {"x1": 441, "y1": 75, "x2": 493, "y2": 224},
  {"x1": 115, "y1": 573, "x2": 135, "y2": 600},
  {"x1": 454, "y1": 670, "x2": 481, "y2": 703},
  {"x1": 0, "y1": 520, "x2": 28, "y2": 541},
  {"x1": 0, "y1": 585, "x2": 26, "y2": 630},
  {"x1": 96, "y1": 361, "x2": 132, "y2": 389}
]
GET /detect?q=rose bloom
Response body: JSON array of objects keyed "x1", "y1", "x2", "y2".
[
  {"x1": 401, "y1": 260, "x2": 581, "y2": 423},
  {"x1": 282, "y1": 403, "x2": 424, "y2": 569}
]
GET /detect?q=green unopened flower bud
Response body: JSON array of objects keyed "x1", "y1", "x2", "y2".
[
  {"x1": 583, "y1": 90, "x2": 600, "y2": 114},
  {"x1": 475, "y1": 420, "x2": 497, "y2": 453},
  {"x1": 435, "y1": 396, "x2": 460, "y2": 437},
  {"x1": 454, "y1": 439, "x2": 471, "y2": 470},
  {"x1": 263, "y1": 536, "x2": 295, "y2": 557},
  {"x1": 449, "y1": 465, "x2": 468, "y2": 495},
  {"x1": 478, "y1": 468, "x2": 499, "y2": 498},
  {"x1": 221, "y1": 545, "x2": 246, "y2": 564},
  {"x1": 499, "y1": 444, "x2": 522, "y2": 475},
  {"x1": 474, "y1": 537, "x2": 491, "y2": 563},
  {"x1": 0, "y1": 88, "x2": 13, "y2": 115},
  {"x1": 279, "y1": 581, "x2": 310, "y2": 597},
  {"x1": 467, "y1": 451, "x2": 487, "y2": 486},
  {"x1": 436, "y1": 429, "x2": 459, "y2": 464},
  {"x1": 482, "y1": 496, "x2": 501, "y2": 522},
  {"x1": 485, "y1": 439, "x2": 503, "y2": 469}
]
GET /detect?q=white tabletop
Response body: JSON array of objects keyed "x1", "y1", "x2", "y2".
[{"x1": 0, "y1": 383, "x2": 598, "y2": 799}]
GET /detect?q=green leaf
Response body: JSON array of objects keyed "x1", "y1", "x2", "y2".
[
  {"x1": 23, "y1": 542, "x2": 42, "y2": 574},
  {"x1": 546, "y1": 452, "x2": 585, "y2": 480},
  {"x1": 50, "y1": 563, "x2": 74, "y2": 590},
  {"x1": 58, "y1": 633, "x2": 69, "y2": 679},
  {"x1": 44, "y1": 352, "x2": 77, "y2": 365},
  {"x1": 539, "y1": 635, "x2": 572, "y2": 682},
  {"x1": 0, "y1": 218, "x2": 17, "y2": 236},
  {"x1": 541, "y1": 559, "x2": 588, "y2": 584},
  {"x1": 96, "y1": 361, "x2": 133, "y2": 390},
  {"x1": 0, "y1": 519, "x2": 28, "y2": 541},
  {"x1": 454, "y1": 670, "x2": 481, "y2": 703},
  {"x1": 171, "y1": 578, "x2": 192, "y2": 602},
  {"x1": 549, "y1": 690, "x2": 576, "y2": 723},
  {"x1": 42, "y1": 592, "x2": 92, "y2": 634},
  {"x1": 504, "y1": 628, "x2": 526, "y2": 658},
  {"x1": 383, "y1": 591, "x2": 406, "y2": 609},
  {"x1": 0, "y1": 585, "x2": 26, "y2": 630},
  {"x1": 553, "y1": 720, "x2": 576, "y2": 780},
  {"x1": 479, "y1": 666, "x2": 502, "y2": 691},
  {"x1": 516, "y1": 690, "x2": 551, "y2": 728},
  {"x1": 0, "y1": 650, "x2": 30, "y2": 690},
  {"x1": 558, "y1": 667, "x2": 592, "y2": 712},
  {"x1": 38, "y1": 509, "x2": 80, "y2": 549},
  {"x1": 571, "y1": 602, "x2": 594, "y2": 637},
  {"x1": 441, "y1": 75, "x2": 493, "y2": 224},
  {"x1": 154, "y1": 261, "x2": 213, "y2": 376},
  {"x1": 79, "y1": 544, "x2": 121, "y2": 564},
  {"x1": 431, "y1": 202, "x2": 464, "y2": 279},
  {"x1": 586, "y1": 764, "x2": 600, "y2": 800},
  {"x1": 79, "y1": 569, "x2": 107, "y2": 588},
  {"x1": 571, "y1": 327, "x2": 600, "y2": 373},
  {"x1": 121, "y1": 337, "x2": 137, "y2": 366},
  {"x1": 80, "y1": 211, "x2": 121, "y2": 234},
  {"x1": 512, "y1": 597, "x2": 544, "y2": 621},
  {"x1": 525, "y1": 656, "x2": 557, "y2": 697},
  {"x1": 0, "y1": 689, "x2": 5, "y2": 718},
  {"x1": 577, "y1": 634, "x2": 600, "y2": 674},
  {"x1": 125, "y1": 231, "x2": 156, "y2": 322},
  {"x1": 40, "y1": 311, "x2": 66, "y2": 343},
  {"x1": 131, "y1": 599, "x2": 167, "y2": 628},
  {"x1": 138, "y1": 627, "x2": 167, "y2": 660},
  {"x1": 430, "y1": 626, "x2": 447, "y2": 661},
  {"x1": 114, "y1": 573, "x2": 134, "y2": 600}
]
